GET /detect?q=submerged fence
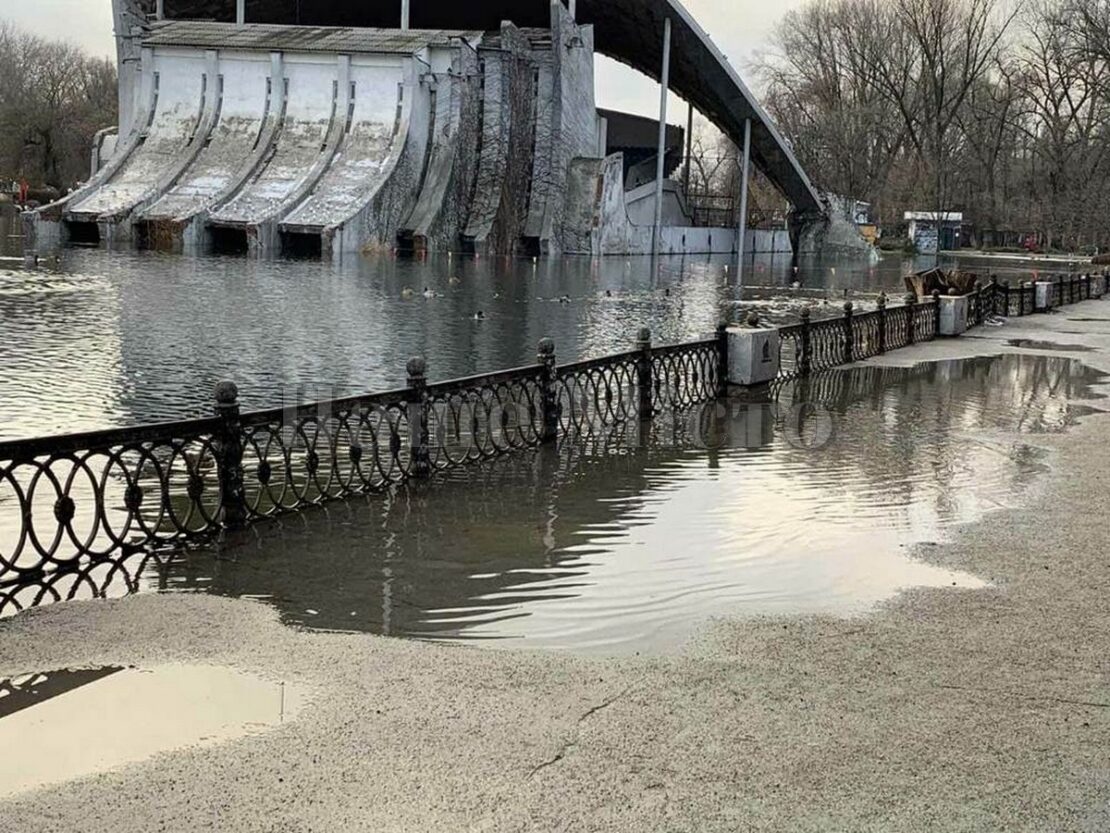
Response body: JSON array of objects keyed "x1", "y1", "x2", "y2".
[
  {"x1": 1, "y1": 272, "x2": 1105, "y2": 583},
  {"x1": 0, "y1": 332, "x2": 723, "y2": 578}
]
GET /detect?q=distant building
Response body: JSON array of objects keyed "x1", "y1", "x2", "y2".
[{"x1": 905, "y1": 211, "x2": 964, "y2": 254}]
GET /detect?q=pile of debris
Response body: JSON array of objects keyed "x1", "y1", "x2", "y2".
[{"x1": 905, "y1": 268, "x2": 980, "y2": 297}]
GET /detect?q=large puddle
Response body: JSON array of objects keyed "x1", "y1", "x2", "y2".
[
  {"x1": 0, "y1": 664, "x2": 302, "y2": 797},
  {"x1": 1, "y1": 354, "x2": 1105, "y2": 654}
]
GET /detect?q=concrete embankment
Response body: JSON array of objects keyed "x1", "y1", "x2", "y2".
[{"x1": 1, "y1": 307, "x2": 1109, "y2": 831}]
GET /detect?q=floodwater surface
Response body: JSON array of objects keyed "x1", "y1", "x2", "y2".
[
  {"x1": 0, "y1": 664, "x2": 302, "y2": 796},
  {"x1": 0, "y1": 246, "x2": 1086, "y2": 439},
  {"x1": 4, "y1": 354, "x2": 1102, "y2": 654}
]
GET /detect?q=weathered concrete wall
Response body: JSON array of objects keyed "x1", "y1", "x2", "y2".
[
  {"x1": 624, "y1": 181, "x2": 691, "y2": 226},
  {"x1": 549, "y1": 3, "x2": 599, "y2": 253},
  {"x1": 112, "y1": 0, "x2": 155, "y2": 139},
  {"x1": 400, "y1": 42, "x2": 482, "y2": 252},
  {"x1": 567, "y1": 152, "x2": 792, "y2": 257},
  {"x1": 341, "y1": 53, "x2": 435, "y2": 256},
  {"x1": 463, "y1": 24, "x2": 536, "y2": 255}
]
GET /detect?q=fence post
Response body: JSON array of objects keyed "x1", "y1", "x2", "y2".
[
  {"x1": 716, "y1": 322, "x2": 730, "y2": 397},
  {"x1": 877, "y1": 293, "x2": 887, "y2": 354},
  {"x1": 800, "y1": 307, "x2": 812, "y2": 377},
  {"x1": 537, "y1": 338, "x2": 558, "y2": 443},
  {"x1": 406, "y1": 357, "x2": 431, "y2": 478},
  {"x1": 905, "y1": 292, "x2": 917, "y2": 345},
  {"x1": 842, "y1": 301, "x2": 854, "y2": 365},
  {"x1": 214, "y1": 381, "x2": 247, "y2": 529},
  {"x1": 932, "y1": 290, "x2": 942, "y2": 338},
  {"x1": 636, "y1": 327, "x2": 654, "y2": 420}
]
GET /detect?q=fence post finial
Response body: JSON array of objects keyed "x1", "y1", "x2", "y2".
[{"x1": 214, "y1": 381, "x2": 247, "y2": 529}]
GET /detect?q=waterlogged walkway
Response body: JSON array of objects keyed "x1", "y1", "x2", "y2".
[{"x1": 1, "y1": 306, "x2": 1109, "y2": 829}]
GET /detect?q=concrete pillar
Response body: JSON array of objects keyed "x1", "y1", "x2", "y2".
[
  {"x1": 401, "y1": 0, "x2": 410, "y2": 30},
  {"x1": 652, "y1": 17, "x2": 672, "y2": 258},
  {"x1": 236, "y1": 0, "x2": 245, "y2": 26},
  {"x1": 736, "y1": 118, "x2": 752, "y2": 282}
]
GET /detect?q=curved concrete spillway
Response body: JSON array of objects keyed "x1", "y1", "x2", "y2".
[
  {"x1": 67, "y1": 51, "x2": 213, "y2": 235},
  {"x1": 137, "y1": 53, "x2": 279, "y2": 250},
  {"x1": 279, "y1": 58, "x2": 411, "y2": 256},
  {"x1": 153, "y1": 0, "x2": 824, "y2": 216},
  {"x1": 28, "y1": 1, "x2": 829, "y2": 258}
]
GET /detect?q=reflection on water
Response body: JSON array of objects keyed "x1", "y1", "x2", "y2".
[
  {"x1": 0, "y1": 246, "x2": 1083, "y2": 439},
  {"x1": 4, "y1": 355, "x2": 1100, "y2": 654},
  {"x1": 0, "y1": 664, "x2": 301, "y2": 796}
]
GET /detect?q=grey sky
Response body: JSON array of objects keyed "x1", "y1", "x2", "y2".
[{"x1": 1, "y1": 0, "x2": 805, "y2": 117}]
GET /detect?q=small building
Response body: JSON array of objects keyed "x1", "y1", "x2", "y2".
[{"x1": 905, "y1": 211, "x2": 964, "y2": 254}]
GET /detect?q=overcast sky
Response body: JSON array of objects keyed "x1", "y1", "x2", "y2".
[{"x1": 2, "y1": 0, "x2": 806, "y2": 117}]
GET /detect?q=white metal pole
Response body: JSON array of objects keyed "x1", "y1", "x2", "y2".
[
  {"x1": 156, "y1": 0, "x2": 165, "y2": 21},
  {"x1": 736, "y1": 118, "x2": 752, "y2": 282},
  {"x1": 569, "y1": 0, "x2": 577, "y2": 19},
  {"x1": 652, "y1": 17, "x2": 672, "y2": 258},
  {"x1": 401, "y1": 0, "x2": 410, "y2": 30},
  {"x1": 236, "y1": 0, "x2": 245, "y2": 26}
]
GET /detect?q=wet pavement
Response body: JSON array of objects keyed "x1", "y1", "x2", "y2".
[{"x1": 0, "y1": 664, "x2": 301, "y2": 797}]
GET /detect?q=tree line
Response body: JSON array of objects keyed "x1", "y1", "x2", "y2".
[
  {"x1": 0, "y1": 21, "x2": 117, "y2": 195},
  {"x1": 759, "y1": 0, "x2": 1110, "y2": 251}
]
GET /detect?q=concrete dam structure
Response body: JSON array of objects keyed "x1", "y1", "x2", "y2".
[{"x1": 28, "y1": 0, "x2": 837, "y2": 260}]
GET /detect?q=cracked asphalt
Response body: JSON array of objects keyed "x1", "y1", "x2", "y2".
[{"x1": 1, "y1": 303, "x2": 1110, "y2": 831}]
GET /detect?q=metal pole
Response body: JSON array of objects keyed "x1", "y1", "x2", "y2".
[
  {"x1": 156, "y1": 0, "x2": 165, "y2": 20},
  {"x1": 236, "y1": 0, "x2": 245, "y2": 26},
  {"x1": 736, "y1": 118, "x2": 751, "y2": 282},
  {"x1": 683, "y1": 101, "x2": 693, "y2": 200},
  {"x1": 401, "y1": 0, "x2": 410, "y2": 30},
  {"x1": 652, "y1": 17, "x2": 672, "y2": 258},
  {"x1": 568, "y1": 0, "x2": 577, "y2": 19}
]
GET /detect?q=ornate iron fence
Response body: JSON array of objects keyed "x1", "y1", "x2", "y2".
[
  {"x1": 0, "y1": 329, "x2": 727, "y2": 580},
  {"x1": 776, "y1": 272, "x2": 1108, "y2": 384},
  {"x1": 4, "y1": 269, "x2": 1108, "y2": 586}
]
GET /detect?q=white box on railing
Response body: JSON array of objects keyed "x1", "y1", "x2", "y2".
[
  {"x1": 727, "y1": 326, "x2": 780, "y2": 387},
  {"x1": 938, "y1": 295, "x2": 969, "y2": 336},
  {"x1": 1035, "y1": 281, "x2": 1054, "y2": 312}
]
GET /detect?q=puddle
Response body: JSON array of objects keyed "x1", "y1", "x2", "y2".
[
  {"x1": 0, "y1": 664, "x2": 302, "y2": 797},
  {"x1": 1007, "y1": 338, "x2": 1096, "y2": 352},
  {"x1": 1, "y1": 355, "x2": 1105, "y2": 656}
]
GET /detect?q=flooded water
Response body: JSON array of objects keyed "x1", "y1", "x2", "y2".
[
  {"x1": 0, "y1": 664, "x2": 301, "y2": 796},
  {"x1": 1007, "y1": 339, "x2": 1096, "y2": 352},
  {"x1": 0, "y1": 245, "x2": 1086, "y2": 440},
  {"x1": 5, "y1": 355, "x2": 1101, "y2": 654}
]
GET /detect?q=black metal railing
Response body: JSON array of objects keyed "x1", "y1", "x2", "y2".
[
  {"x1": 776, "y1": 272, "x2": 1107, "y2": 383},
  {"x1": 777, "y1": 291, "x2": 942, "y2": 381},
  {"x1": 0, "y1": 329, "x2": 726, "y2": 580},
  {"x1": 3, "y1": 270, "x2": 1107, "y2": 586}
]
